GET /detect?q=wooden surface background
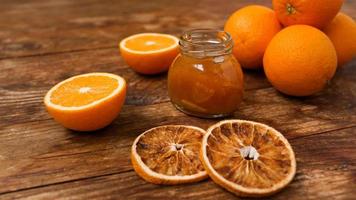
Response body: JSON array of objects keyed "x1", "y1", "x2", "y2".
[{"x1": 0, "y1": 0, "x2": 355, "y2": 199}]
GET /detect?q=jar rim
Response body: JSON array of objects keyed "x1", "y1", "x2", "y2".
[
  {"x1": 179, "y1": 28, "x2": 233, "y2": 57},
  {"x1": 180, "y1": 29, "x2": 232, "y2": 46}
]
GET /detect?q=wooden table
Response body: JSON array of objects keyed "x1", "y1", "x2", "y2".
[{"x1": 0, "y1": 0, "x2": 355, "y2": 199}]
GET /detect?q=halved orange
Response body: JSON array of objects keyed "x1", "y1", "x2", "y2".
[
  {"x1": 119, "y1": 33, "x2": 179, "y2": 75},
  {"x1": 44, "y1": 73, "x2": 126, "y2": 131},
  {"x1": 201, "y1": 120, "x2": 296, "y2": 197},
  {"x1": 131, "y1": 125, "x2": 208, "y2": 184}
]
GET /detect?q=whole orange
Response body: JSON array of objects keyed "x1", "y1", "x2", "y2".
[
  {"x1": 263, "y1": 25, "x2": 337, "y2": 96},
  {"x1": 224, "y1": 5, "x2": 282, "y2": 69},
  {"x1": 323, "y1": 13, "x2": 356, "y2": 67},
  {"x1": 273, "y1": 0, "x2": 344, "y2": 29}
]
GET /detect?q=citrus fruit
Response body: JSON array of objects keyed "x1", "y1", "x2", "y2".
[
  {"x1": 131, "y1": 125, "x2": 208, "y2": 184},
  {"x1": 224, "y1": 5, "x2": 282, "y2": 69},
  {"x1": 119, "y1": 33, "x2": 179, "y2": 75},
  {"x1": 323, "y1": 13, "x2": 356, "y2": 67},
  {"x1": 44, "y1": 73, "x2": 126, "y2": 131},
  {"x1": 263, "y1": 25, "x2": 337, "y2": 96},
  {"x1": 273, "y1": 0, "x2": 344, "y2": 29},
  {"x1": 201, "y1": 120, "x2": 296, "y2": 197}
]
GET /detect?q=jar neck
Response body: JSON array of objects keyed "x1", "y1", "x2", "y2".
[{"x1": 179, "y1": 29, "x2": 233, "y2": 58}]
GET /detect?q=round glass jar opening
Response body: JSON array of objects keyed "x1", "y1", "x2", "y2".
[
  {"x1": 179, "y1": 29, "x2": 233, "y2": 57},
  {"x1": 168, "y1": 29, "x2": 244, "y2": 118}
]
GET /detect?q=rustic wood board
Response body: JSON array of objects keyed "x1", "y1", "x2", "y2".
[{"x1": 0, "y1": 0, "x2": 355, "y2": 199}]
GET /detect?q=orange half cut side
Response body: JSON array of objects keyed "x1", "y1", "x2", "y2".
[
  {"x1": 119, "y1": 33, "x2": 179, "y2": 74},
  {"x1": 44, "y1": 72, "x2": 126, "y2": 131}
]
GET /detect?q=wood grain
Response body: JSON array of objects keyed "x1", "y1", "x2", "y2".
[
  {"x1": 0, "y1": 0, "x2": 260, "y2": 59},
  {"x1": 0, "y1": 47, "x2": 269, "y2": 126},
  {"x1": 0, "y1": 65, "x2": 355, "y2": 194},
  {"x1": 0, "y1": 0, "x2": 355, "y2": 199},
  {"x1": 1, "y1": 127, "x2": 355, "y2": 200},
  {"x1": 0, "y1": 0, "x2": 354, "y2": 59}
]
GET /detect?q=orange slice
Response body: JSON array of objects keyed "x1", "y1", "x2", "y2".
[
  {"x1": 44, "y1": 73, "x2": 126, "y2": 131},
  {"x1": 131, "y1": 125, "x2": 208, "y2": 184},
  {"x1": 119, "y1": 33, "x2": 179, "y2": 75},
  {"x1": 201, "y1": 120, "x2": 296, "y2": 197}
]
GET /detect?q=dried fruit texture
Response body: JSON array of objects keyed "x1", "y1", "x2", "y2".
[
  {"x1": 119, "y1": 33, "x2": 179, "y2": 75},
  {"x1": 201, "y1": 120, "x2": 296, "y2": 197},
  {"x1": 44, "y1": 73, "x2": 126, "y2": 131},
  {"x1": 224, "y1": 5, "x2": 282, "y2": 69},
  {"x1": 263, "y1": 25, "x2": 337, "y2": 96},
  {"x1": 131, "y1": 125, "x2": 208, "y2": 185},
  {"x1": 273, "y1": 0, "x2": 343, "y2": 29},
  {"x1": 323, "y1": 13, "x2": 356, "y2": 67}
]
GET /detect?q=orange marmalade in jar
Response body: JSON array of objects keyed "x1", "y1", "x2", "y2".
[{"x1": 168, "y1": 29, "x2": 244, "y2": 118}]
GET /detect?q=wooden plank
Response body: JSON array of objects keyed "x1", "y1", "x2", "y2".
[
  {"x1": 0, "y1": 70, "x2": 355, "y2": 193},
  {"x1": 0, "y1": 0, "x2": 262, "y2": 59},
  {"x1": 0, "y1": 47, "x2": 270, "y2": 126},
  {"x1": 0, "y1": 0, "x2": 354, "y2": 59},
  {"x1": 1, "y1": 57, "x2": 354, "y2": 126},
  {"x1": 1, "y1": 127, "x2": 355, "y2": 199},
  {"x1": 0, "y1": 41, "x2": 354, "y2": 197},
  {"x1": 0, "y1": 47, "x2": 269, "y2": 93}
]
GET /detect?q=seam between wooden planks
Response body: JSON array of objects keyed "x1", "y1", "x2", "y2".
[
  {"x1": 0, "y1": 125, "x2": 355, "y2": 196},
  {"x1": 125, "y1": 84, "x2": 273, "y2": 106},
  {"x1": 0, "y1": 169, "x2": 133, "y2": 196},
  {"x1": 1, "y1": 97, "x2": 354, "y2": 131},
  {"x1": 0, "y1": 85, "x2": 274, "y2": 128},
  {"x1": 289, "y1": 125, "x2": 356, "y2": 141},
  {"x1": 0, "y1": 45, "x2": 117, "y2": 61}
]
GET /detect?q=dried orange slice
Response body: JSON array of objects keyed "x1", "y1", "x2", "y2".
[
  {"x1": 44, "y1": 73, "x2": 126, "y2": 131},
  {"x1": 201, "y1": 120, "x2": 296, "y2": 197},
  {"x1": 119, "y1": 33, "x2": 179, "y2": 75},
  {"x1": 131, "y1": 125, "x2": 208, "y2": 184}
]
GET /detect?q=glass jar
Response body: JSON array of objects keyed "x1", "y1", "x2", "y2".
[{"x1": 168, "y1": 29, "x2": 244, "y2": 118}]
